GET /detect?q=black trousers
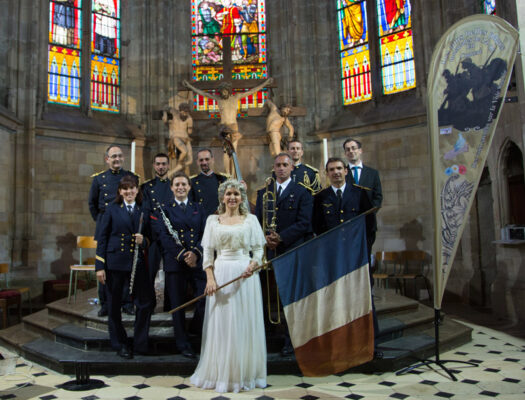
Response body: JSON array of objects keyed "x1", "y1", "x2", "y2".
[
  {"x1": 98, "y1": 276, "x2": 132, "y2": 310},
  {"x1": 106, "y1": 267, "x2": 155, "y2": 353},
  {"x1": 165, "y1": 269, "x2": 206, "y2": 351}
]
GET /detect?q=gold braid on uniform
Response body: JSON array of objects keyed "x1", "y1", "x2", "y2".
[{"x1": 302, "y1": 170, "x2": 321, "y2": 194}]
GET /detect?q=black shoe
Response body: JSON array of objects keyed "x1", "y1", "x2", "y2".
[
  {"x1": 180, "y1": 347, "x2": 196, "y2": 359},
  {"x1": 122, "y1": 306, "x2": 135, "y2": 315},
  {"x1": 280, "y1": 344, "x2": 294, "y2": 357},
  {"x1": 117, "y1": 346, "x2": 133, "y2": 359},
  {"x1": 97, "y1": 307, "x2": 108, "y2": 317}
]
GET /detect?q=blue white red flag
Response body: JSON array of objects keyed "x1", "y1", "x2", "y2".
[{"x1": 272, "y1": 215, "x2": 374, "y2": 376}]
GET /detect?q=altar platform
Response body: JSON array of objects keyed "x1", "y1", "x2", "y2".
[{"x1": 0, "y1": 287, "x2": 472, "y2": 376}]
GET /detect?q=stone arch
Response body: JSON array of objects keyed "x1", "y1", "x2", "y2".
[{"x1": 496, "y1": 138, "x2": 525, "y2": 227}]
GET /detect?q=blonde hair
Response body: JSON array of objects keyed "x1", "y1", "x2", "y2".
[{"x1": 217, "y1": 179, "x2": 249, "y2": 215}]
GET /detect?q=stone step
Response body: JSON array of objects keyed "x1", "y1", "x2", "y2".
[{"x1": 0, "y1": 287, "x2": 472, "y2": 376}]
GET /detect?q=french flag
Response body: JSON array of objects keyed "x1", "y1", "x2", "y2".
[{"x1": 272, "y1": 215, "x2": 374, "y2": 376}]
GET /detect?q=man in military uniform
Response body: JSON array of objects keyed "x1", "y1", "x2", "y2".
[
  {"x1": 89, "y1": 144, "x2": 139, "y2": 317},
  {"x1": 313, "y1": 157, "x2": 371, "y2": 234},
  {"x1": 287, "y1": 140, "x2": 321, "y2": 194},
  {"x1": 189, "y1": 148, "x2": 228, "y2": 217},
  {"x1": 255, "y1": 152, "x2": 313, "y2": 356},
  {"x1": 140, "y1": 153, "x2": 173, "y2": 286}
]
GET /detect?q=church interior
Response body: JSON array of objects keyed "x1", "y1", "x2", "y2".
[{"x1": 1, "y1": 0, "x2": 525, "y2": 399}]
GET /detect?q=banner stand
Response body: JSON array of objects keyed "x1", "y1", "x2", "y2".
[{"x1": 395, "y1": 309, "x2": 478, "y2": 381}]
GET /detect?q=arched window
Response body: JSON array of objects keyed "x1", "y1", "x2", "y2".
[
  {"x1": 482, "y1": 0, "x2": 496, "y2": 15},
  {"x1": 47, "y1": 0, "x2": 121, "y2": 113},
  {"x1": 190, "y1": 0, "x2": 268, "y2": 113},
  {"x1": 337, "y1": 0, "x2": 416, "y2": 105}
]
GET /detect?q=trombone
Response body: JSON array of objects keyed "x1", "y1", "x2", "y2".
[{"x1": 262, "y1": 177, "x2": 281, "y2": 324}]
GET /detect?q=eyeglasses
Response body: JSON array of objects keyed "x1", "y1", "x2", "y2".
[{"x1": 108, "y1": 154, "x2": 123, "y2": 159}]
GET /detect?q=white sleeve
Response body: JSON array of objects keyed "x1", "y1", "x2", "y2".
[
  {"x1": 248, "y1": 214, "x2": 266, "y2": 266},
  {"x1": 201, "y1": 215, "x2": 217, "y2": 269}
]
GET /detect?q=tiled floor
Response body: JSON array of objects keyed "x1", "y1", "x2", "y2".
[{"x1": 1, "y1": 321, "x2": 524, "y2": 400}]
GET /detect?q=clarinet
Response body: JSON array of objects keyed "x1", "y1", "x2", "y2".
[
  {"x1": 155, "y1": 201, "x2": 183, "y2": 246},
  {"x1": 129, "y1": 212, "x2": 144, "y2": 295}
]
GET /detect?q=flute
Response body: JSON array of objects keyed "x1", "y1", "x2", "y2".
[{"x1": 129, "y1": 212, "x2": 144, "y2": 295}]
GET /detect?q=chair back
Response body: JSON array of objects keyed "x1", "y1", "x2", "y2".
[
  {"x1": 375, "y1": 251, "x2": 402, "y2": 274},
  {"x1": 400, "y1": 250, "x2": 430, "y2": 274},
  {"x1": 77, "y1": 236, "x2": 97, "y2": 265},
  {"x1": 0, "y1": 262, "x2": 8, "y2": 289}
]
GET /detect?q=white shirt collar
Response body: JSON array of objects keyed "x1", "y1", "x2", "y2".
[
  {"x1": 349, "y1": 161, "x2": 363, "y2": 169},
  {"x1": 276, "y1": 177, "x2": 292, "y2": 192},
  {"x1": 331, "y1": 183, "x2": 346, "y2": 195},
  {"x1": 175, "y1": 198, "x2": 188, "y2": 206},
  {"x1": 124, "y1": 201, "x2": 136, "y2": 209}
]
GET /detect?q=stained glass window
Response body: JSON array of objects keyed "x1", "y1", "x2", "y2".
[
  {"x1": 483, "y1": 0, "x2": 496, "y2": 15},
  {"x1": 91, "y1": 0, "x2": 120, "y2": 112},
  {"x1": 337, "y1": 1, "x2": 372, "y2": 105},
  {"x1": 191, "y1": 0, "x2": 268, "y2": 112},
  {"x1": 47, "y1": 0, "x2": 120, "y2": 113},
  {"x1": 376, "y1": 0, "x2": 416, "y2": 95},
  {"x1": 48, "y1": 0, "x2": 83, "y2": 107}
]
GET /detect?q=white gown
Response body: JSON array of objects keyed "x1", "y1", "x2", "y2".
[{"x1": 190, "y1": 214, "x2": 267, "y2": 393}]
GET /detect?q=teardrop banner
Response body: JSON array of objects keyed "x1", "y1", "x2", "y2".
[{"x1": 428, "y1": 15, "x2": 518, "y2": 310}]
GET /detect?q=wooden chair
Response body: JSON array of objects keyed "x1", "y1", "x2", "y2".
[
  {"x1": 0, "y1": 262, "x2": 32, "y2": 313},
  {"x1": 68, "y1": 236, "x2": 97, "y2": 303},
  {"x1": 373, "y1": 251, "x2": 403, "y2": 289},
  {"x1": 396, "y1": 250, "x2": 432, "y2": 301}
]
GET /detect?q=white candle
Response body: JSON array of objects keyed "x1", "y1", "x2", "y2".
[
  {"x1": 131, "y1": 141, "x2": 136, "y2": 172},
  {"x1": 322, "y1": 138, "x2": 328, "y2": 167}
]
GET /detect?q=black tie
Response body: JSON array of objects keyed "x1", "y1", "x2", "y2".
[
  {"x1": 127, "y1": 205, "x2": 133, "y2": 215},
  {"x1": 336, "y1": 189, "x2": 343, "y2": 213},
  {"x1": 276, "y1": 185, "x2": 282, "y2": 200},
  {"x1": 180, "y1": 202, "x2": 186, "y2": 212}
]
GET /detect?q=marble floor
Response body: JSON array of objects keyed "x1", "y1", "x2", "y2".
[{"x1": 0, "y1": 321, "x2": 524, "y2": 400}]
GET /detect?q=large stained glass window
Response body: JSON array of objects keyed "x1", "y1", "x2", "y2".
[
  {"x1": 376, "y1": 0, "x2": 416, "y2": 95},
  {"x1": 483, "y1": 0, "x2": 496, "y2": 15},
  {"x1": 47, "y1": 0, "x2": 120, "y2": 113},
  {"x1": 191, "y1": 0, "x2": 268, "y2": 112},
  {"x1": 91, "y1": 0, "x2": 120, "y2": 112},
  {"x1": 48, "y1": 0, "x2": 83, "y2": 107},
  {"x1": 337, "y1": 1, "x2": 372, "y2": 105}
]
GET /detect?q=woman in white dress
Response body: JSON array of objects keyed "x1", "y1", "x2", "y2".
[{"x1": 190, "y1": 179, "x2": 267, "y2": 393}]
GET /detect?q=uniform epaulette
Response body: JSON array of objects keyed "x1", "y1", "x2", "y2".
[
  {"x1": 190, "y1": 174, "x2": 198, "y2": 179},
  {"x1": 297, "y1": 181, "x2": 315, "y2": 193},
  {"x1": 91, "y1": 170, "x2": 106, "y2": 178},
  {"x1": 353, "y1": 183, "x2": 371, "y2": 191},
  {"x1": 304, "y1": 163, "x2": 319, "y2": 172},
  {"x1": 217, "y1": 172, "x2": 230, "y2": 179},
  {"x1": 142, "y1": 178, "x2": 154, "y2": 185}
]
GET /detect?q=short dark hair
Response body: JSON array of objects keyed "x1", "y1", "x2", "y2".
[
  {"x1": 343, "y1": 138, "x2": 362, "y2": 150},
  {"x1": 105, "y1": 144, "x2": 122, "y2": 157},
  {"x1": 153, "y1": 153, "x2": 169, "y2": 163},
  {"x1": 287, "y1": 139, "x2": 303, "y2": 149},
  {"x1": 274, "y1": 152, "x2": 293, "y2": 163},
  {"x1": 197, "y1": 148, "x2": 213, "y2": 158},
  {"x1": 325, "y1": 157, "x2": 347, "y2": 171},
  {"x1": 115, "y1": 175, "x2": 142, "y2": 205},
  {"x1": 171, "y1": 171, "x2": 191, "y2": 186}
]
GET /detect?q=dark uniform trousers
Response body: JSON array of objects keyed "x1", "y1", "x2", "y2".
[
  {"x1": 89, "y1": 168, "x2": 138, "y2": 310},
  {"x1": 152, "y1": 200, "x2": 206, "y2": 351},
  {"x1": 95, "y1": 203, "x2": 154, "y2": 353},
  {"x1": 255, "y1": 181, "x2": 313, "y2": 346}
]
